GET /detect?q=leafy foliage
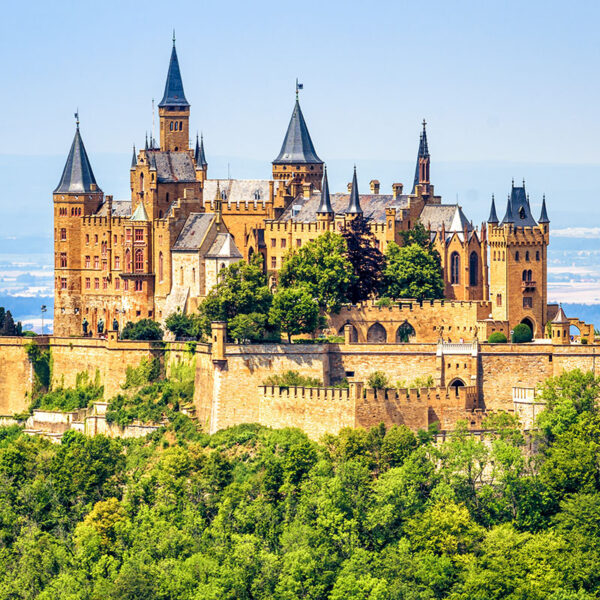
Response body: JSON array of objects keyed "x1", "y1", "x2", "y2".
[
  {"x1": 382, "y1": 241, "x2": 444, "y2": 301},
  {"x1": 263, "y1": 370, "x2": 323, "y2": 388},
  {"x1": 31, "y1": 371, "x2": 103, "y2": 412},
  {"x1": 341, "y1": 216, "x2": 384, "y2": 303},
  {"x1": 165, "y1": 310, "x2": 200, "y2": 340},
  {"x1": 367, "y1": 371, "x2": 390, "y2": 389},
  {"x1": 121, "y1": 319, "x2": 163, "y2": 341},
  {"x1": 269, "y1": 285, "x2": 321, "y2": 342},
  {"x1": 279, "y1": 231, "x2": 354, "y2": 313}
]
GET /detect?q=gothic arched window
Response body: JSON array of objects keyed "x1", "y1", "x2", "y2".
[
  {"x1": 451, "y1": 252, "x2": 460, "y2": 285},
  {"x1": 469, "y1": 251, "x2": 478, "y2": 286},
  {"x1": 158, "y1": 252, "x2": 164, "y2": 282},
  {"x1": 134, "y1": 249, "x2": 143, "y2": 272},
  {"x1": 125, "y1": 249, "x2": 131, "y2": 272}
]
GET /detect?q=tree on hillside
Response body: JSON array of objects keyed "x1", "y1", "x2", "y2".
[
  {"x1": 120, "y1": 319, "x2": 163, "y2": 341},
  {"x1": 269, "y1": 286, "x2": 320, "y2": 342},
  {"x1": 165, "y1": 310, "x2": 200, "y2": 340},
  {"x1": 198, "y1": 253, "x2": 275, "y2": 340},
  {"x1": 341, "y1": 217, "x2": 384, "y2": 303},
  {"x1": 278, "y1": 231, "x2": 354, "y2": 313},
  {"x1": 381, "y1": 242, "x2": 444, "y2": 301}
]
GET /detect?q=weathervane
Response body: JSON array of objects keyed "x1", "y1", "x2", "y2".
[{"x1": 295, "y1": 78, "x2": 303, "y2": 99}]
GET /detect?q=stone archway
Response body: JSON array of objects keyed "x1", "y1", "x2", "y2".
[
  {"x1": 520, "y1": 317, "x2": 535, "y2": 338},
  {"x1": 448, "y1": 378, "x2": 466, "y2": 397},
  {"x1": 339, "y1": 323, "x2": 358, "y2": 343},
  {"x1": 396, "y1": 321, "x2": 416, "y2": 343},
  {"x1": 367, "y1": 322, "x2": 387, "y2": 343}
]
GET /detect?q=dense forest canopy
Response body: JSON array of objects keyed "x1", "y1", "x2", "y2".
[{"x1": 0, "y1": 369, "x2": 599, "y2": 599}]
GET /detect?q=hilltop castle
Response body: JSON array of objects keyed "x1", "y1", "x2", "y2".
[{"x1": 54, "y1": 39, "x2": 552, "y2": 342}]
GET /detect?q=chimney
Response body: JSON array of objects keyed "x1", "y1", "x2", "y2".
[
  {"x1": 369, "y1": 180, "x2": 380, "y2": 194},
  {"x1": 303, "y1": 182, "x2": 312, "y2": 199},
  {"x1": 392, "y1": 183, "x2": 404, "y2": 200},
  {"x1": 90, "y1": 183, "x2": 97, "y2": 191}
]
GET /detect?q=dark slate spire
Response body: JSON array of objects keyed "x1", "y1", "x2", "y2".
[
  {"x1": 501, "y1": 194, "x2": 514, "y2": 224},
  {"x1": 539, "y1": 194, "x2": 550, "y2": 223},
  {"x1": 131, "y1": 145, "x2": 137, "y2": 169},
  {"x1": 346, "y1": 166, "x2": 362, "y2": 214},
  {"x1": 54, "y1": 124, "x2": 100, "y2": 194},
  {"x1": 195, "y1": 133, "x2": 207, "y2": 167},
  {"x1": 412, "y1": 119, "x2": 431, "y2": 193},
  {"x1": 273, "y1": 97, "x2": 322, "y2": 164},
  {"x1": 488, "y1": 194, "x2": 498, "y2": 224},
  {"x1": 145, "y1": 133, "x2": 149, "y2": 151},
  {"x1": 158, "y1": 39, "x2": 189, "y2": 108},
  {"x1": 317, "y1": 165, "x2": 333, "y2": 215}
]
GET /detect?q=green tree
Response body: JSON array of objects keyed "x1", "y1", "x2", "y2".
[
  {"x1": 269, "y1": 286, "x2": 320, "y2": 342},
  {"x1": 382, "y1": 242, "x2": 444, "y2": 301},
  {"x1": 165, "y1": 310, "x2": 199, "y2": 340},
  {"x1": 120, "y1": 319, "x2": 163, "y2": 341},
  {"x1": 279, "y1": 231, "x2": 354, "y2": 312},
  {"x1": 341, "y1": 216, "x2": 384, "y2": 303},
  {"x1": 1, "y1": 309, "x2": 17, "y2": 336},
  {"x1": 228, "y1": 312, "x2": 272, "y2": 343}
]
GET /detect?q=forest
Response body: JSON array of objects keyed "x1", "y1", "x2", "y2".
[{"x1": 0, "y1": 368, "x2": 598, "y2": 599}]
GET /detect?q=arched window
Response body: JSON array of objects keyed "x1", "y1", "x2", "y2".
[
  {"x1": 536, "y1": 251, "x2": 540, "y2": 261},
  {"x1": 515, "y1": 251, "x2": 520, "y2": 261},
  {"x1": 174, "y1": 121, "x2": 178, "y2": 131},
  {"x1": 469, "y1": 251, "x2": 478, "y2": 286},
  {"x1": 158, "y1": 252, "x2": 163, "y2": 282},
  {"x1": 396, "y1": 322, "x2": 416, "y2": 343},
  {"x1": 522, "y1": 269, "x2": 532, "y2": 282},
  {"x1": 525, "y1": 251, "x2": 530, "y2": 261},
  {"x1": 179, "y1": 121, "x2": 183, "y2": 130},
  {"x1": 367, "y1": 323, "x2": 387, "y2": 343},
  {"x1": 221, "y1": 190, "x2": 227, "y2": 200},
  {"x1": 139, "y1": 172, "x2": 144, "y2": 193},
  {"x1": 166, "y1": 192, "x2": 170, "y2": 203},
  {"x1": 125, "y1": 249, "x2": 131, "y2": 272},
  {"x1": 134, "y1": 249, "x2": 143, "y2": 272},
  {"x1": 254, "y1": 190, "x2": 261, "y2": 200},
  {"x1": 450, "y1": 252, "x2": 460, "y2": 284},
  {"x1": 170, "y1": 121, "x2": 173, "y2": 131}
]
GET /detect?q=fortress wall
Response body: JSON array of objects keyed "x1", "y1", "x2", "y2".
[{"x1": 0, "y1": 337, "x2": 35, "y2": 414}]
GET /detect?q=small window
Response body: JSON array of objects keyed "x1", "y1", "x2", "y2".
[
  {"x1": 60, "y1": 253, "x2": 67, "y2": 268},
  {"x1": 115, "y1": 256, "x2": 120, "y2": 269},
  {"x1": 135, "y1": 229, "x2": 144, "y2": 242},
  {"x1": 135, "y1": 280, "x2": 143, "y2": 292},
  {"x1": 523, "y1": 297, "x2": 533, "y2": 309},
  {"x1": 271, "y1": 239, "x2": 276, "y2": 248},
  {"x1": 536, "y1": 251, "x2": 540, "y2": 261},
  {"x1": 519, "y1": 206, "x2": 526, "y2": 220},
  {"x1": 125, "y1": 230, "x2": 132, "y2": 243},
  {"x1": 85, "y1": 256, "x2": 90, "y2": 268},
  {"x1": 60, "y1": 277, "x2": 67, "y2": 290},
  {"x1": 94, "y1": 234, "x2": 98, "y2": 244},
  {"x1": 85, "y1": 278, "x2": 90, "y2": 289},
  {"x1": 115, "y1": 278, "x2": 120, "y2": 290},
  {"x1": 179, "y1": 121, "x2": 183, "y2": 130},
  {"x1": 450, "y1": 252, "x2": 460, "y2": 285},
  {"x1": 281, "y1": 238, "x2": 286, "y2": 248},
  {"x1": 296, "y1": 239, "x2": 302, "y2": 247},
  {"x1": 271, "y1": 256, "x2": 276, "y2": 269},
  {"x1": 60, "y1": 228, "x2": 67, "y2": 241},
  {"x1": 85, "y1": 234, "x2": 90, "y2": 244},
  {"x1": 94, "y1": 256, "x2": 99, "y2": 269},
  {"x1": 515, "y1": 251, "x2": 520, "y2": 261},
  {"x1": 114, "y1": 234, "x2": 117, "y2": 244},
  {"x1": 124, "y1": 279, "x2": 129, "y2": 291},
  {"x1": 496, "y1": 293, "x2": 502, "y2": 306},
  {"x1": 134, "y1": 249, "x2": 144, "y2": 272},
  {"x1": 94, "y1": 278, "x2": 99, "y2": 290},
  {"x1": 525, "y1": 251, "x2": 530, "y2": 261},
  {"x1": 102, "y1": 278, "x2": 108, "y2": 290},
  {"x1": 254, "y1": 190, "x2": 261, "y2": 200}
]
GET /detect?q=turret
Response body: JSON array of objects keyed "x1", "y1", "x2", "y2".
[
  {"x1": 316, "y1": 165, "x2": 334, "y2": 227},
  {"x1": 195, "y1": 133, "x2": 208, "y2": 183},
  {"x1": 412, "y1": 119, "x2": 431, "y2": 195},
  {"x1": 346, "y1": 166, "x2": 362, "y2": 215},
  {"x1": 158, "y1": 35, "x2": 190, "y2": 152},
  {"x1": 488, "y1": 194, "x2": 498, "y2": 224},
  {"x1": 551, "y1": 305, "x2": 570, "y2": 345}
]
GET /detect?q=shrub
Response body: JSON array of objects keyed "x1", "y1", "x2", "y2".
[
  {"x1": 31, "y1": 371, "x2": 103, "y2": 412},
  {"x1": 165, "y1": 310, "x2": 199, "y2": 340},
  {"x1": 512, "y1": 323, "x2": 533, "y2": 343},
  {"x1": 581, "y1": 338, "x2": 589, "y2": 345},
  {"x1": 263, "y1": 370, "x2": 323, "y2": 389},
  {"x1": 488, "y1": 332, "x2": 508, "y2": 344},
  {"x1": 121, "y1": 319, "x2": 163, "y2": 341},
  {"x1": 368, "y1": 371, "x2": 389, "y2": 389}
]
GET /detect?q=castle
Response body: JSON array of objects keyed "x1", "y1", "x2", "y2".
[{"x1": 53, "y1": 39, "x2": 554, "y2": 341}]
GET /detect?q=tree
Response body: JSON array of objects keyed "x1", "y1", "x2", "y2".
[
  {"x1": 513, "y1": 323, "x2": 533, "y2": 343},
  {"x1": 0, "y1": 310, "x2": 17, "y2": 336},
  {"x1": 269, "y1": 286, "x2": 320, "y2": 342},
  {"x1": 165, "y1": 310, "x2": 199, "y2": 340},
  {"x1": 228, "y1": 312, "x2": 271, "y2": 343},
  {"x1": 120, "y1": 319, "x2": 163, "y2": 341},
  {"x1": 341, "y1": 217, "x2": 384, "y2": 303},
  {"x1": 279, "y1": 231, "x2": 354, "y2": 312},
  {"x1": 488, "y1": 332, "x2": 508, "y2": 343},
  {"x1": 381, "y1": 242, "x2": 444, "y2": 301},
  {"x1": 198, "y1": 254, "x2": 274, "y2": 339},
  {"x1": 400, "y1": 221, "x2": 435, "y2": 250}
]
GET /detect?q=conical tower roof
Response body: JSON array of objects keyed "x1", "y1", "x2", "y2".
[
  {"x1": 317, "y1": 165, "x2": 333, "y2": 214},
  {"x1": 54, "y1": 125, "x2": 100, "y2": 194},
  {"x1": 131, "y1": 145, "x2": 137, "y2": 169},
  {"x1": 195, "y1": 134, "x2": 207, "y2": 167},
  {"x1": 158, "y1": 40, "x2": 189, "y2": 108},
  {"x1": 488, "y1": 195, "x2": 499, "y2": 223},
  {"x1": 273, "y1": 98, "x2": 322, "y2": 164},
  {"x1": 552, "y1": 305, "x2": 569, "y2": 324},
  {"x1": 346, "y1": 166, "x2": 362, "y2": 214},
  {"x1": 539, "y1": 194, "x2": 550, "y2": 223},
  {"x1": 501, "y1": 194, "x2": 514, "y2": 224},
  {"x1": 130, "y1": 202, "x2": 149, "y2": 221}
]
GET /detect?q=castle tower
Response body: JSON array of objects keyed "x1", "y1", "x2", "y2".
[
  {"x1": 316, "y1": 165, "x2": 334, "y2": 230},
  {"x1": 272, "y1": 89, "x2": 324, "y2": 196},
  {"x1": 551, "y1": 305, "x2": 570, "y2": 345},
  {"x1": 158, "y1": 37, "x2": 190, "y2": 152},
  {"x1": 412, "y1": 119, "x2": 431, "y2": 195},
  {"x1": 53, "y1": 118, "x2": 103, "y2": 336},
  {"x1": 487, "y1": 181, "x2": 549, "y2": 337}
]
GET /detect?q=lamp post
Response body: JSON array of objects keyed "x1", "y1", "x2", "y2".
[{"x1": 41, "y1": 305, "x2": 47, "y2": 335}]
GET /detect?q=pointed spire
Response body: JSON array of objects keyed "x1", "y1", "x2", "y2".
[
  {"x1": 346, "y1": 166, "x2": 362, "y2": 214},
  {"x1": 412, "y1": 119, "x2": 431, "y2": 193},
  {"x1": 539, "y1": 194, "x2": 550, "y2": 223},
  {"x1": 317, "y1": 165, "x2": 333, "y2": 215},
  {"x1": 131, "y1": 145, "x2": 137, "y2": 169},
  {"x1": 488, "y1": 194, "x2": 498, "y2": 223},
  {"x1": 145, "y1": 133, "x2": 149, "y2": 151},
  {"x1": 195, "y1": 133, "x2": 207, "y2": 167},
  {"x1": 54, "y1": 125, "x2": 100, "y2": 194},
  {"x1": 130, "y1": 202, "x2": 149, "y2": 221},
  {"x1": 273, "y1": 94, "x2": 322, "y2": 164},
  {"x1": 501, "y1": 193, "x2": 514, "y2": 224},
  {"x1": 158, "y1": 38, "x2": 189, "y2": 108}
]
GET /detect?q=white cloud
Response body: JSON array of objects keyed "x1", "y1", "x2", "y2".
[{"x1": 552, "y1": 227, "x2": 600, "y2": 239}]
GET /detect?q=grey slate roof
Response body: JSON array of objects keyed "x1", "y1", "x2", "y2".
[
  {"x1": 412, "y1": 121, "x2": 430, "y2": 193},
  {"x1": 279, "y1": 191, "x2": 410, "y2": 223},
  {"x1": 539, "y1": 195, "x2": 550, "y2": 223},
  {"x1": 206, "y1": 233, "x2": 242, "y2": 259},
  {"x1": 146, "y1": 151, "x2": 197, "y2": 183},
  {"x1": 96, "y1": 200, "x2": 132, "y2": 217},
  {"x1": 488, "y1": 195, "x2": 499, "y2": 223},
  {"x1": 54, "y1": 127, "x2": 100, "y2": 194},
  {"x1": 131, "y1": 145, "x2": 137, "y2": 169},
  {"x1": 420, "y1": 204, "x2": 473, "y2": 233},
  {"x1": 172, "y1": 213, "x2": 215, "y2": 251},
  {"x1": 317, "y1": 166, "x2": 333, "y2": 214},
  {"x1": 202, "y1": 179, "x2": 271, "y2": 207},
  {"x1": 195, "y1": 134, "x2": 207, "y2": 168},
  {"x1": 273, "y1": 99, "x2": 323, "y2": 165},
  {"x1": 501, "y1": 184, "x2": 537, "y2": 227},
  {"x1": 346, "y1": 167, "x2": 363, "y2": 214},
  {"x1": 158, "y1": 43, "x2": 189, "y2": 108}
]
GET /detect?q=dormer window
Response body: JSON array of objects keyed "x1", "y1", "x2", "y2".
[
  {"x1": 254, "y1": 190, "x2": 261, "y2": 200},
  {"x1": 221, "y1": 190, "x2": 227, "y2": 200},
  {"x1": 519, "y1": 206, "x2": 526, "y2": 220}
]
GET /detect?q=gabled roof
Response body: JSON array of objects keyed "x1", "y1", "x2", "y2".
[
  {"x1": 552, "y1": 305, "x2": 569, "y2": 324},
  {"x1": 96, "y1": 200, "x2": 132, "y2": 217},
  {"x1": 273, "y1": 98, "x2": 322, "y2": 165},
  {"x1": 172, "y1": 213, "x2": 216, "y2": 251},
  {"x1": 54, "y1": 126, "x2": 100, "y2": 194},
  {"x1": 202, "y1": 179, "x2": 271, "y2": 207},
  {"x1": 158, "y1": 42, "x2": 189, "y2": 108},
  {"x1": 195, "y1": 134, "x2": 207, "y2": 168},
  {"x1": 206, "y1": 233, "x2": 242, "y2": 259},
  {"x1": 145, "y1": 151, "x2": 197, "y2": 183},
  {"x1": 501, "y1": 183, "x2": 537, "y2": 227},
  {"x1": 346, "y1": 167, "x2": 363, "y2": 214},
  {"x1": 412, "y1": 120, "x2": 430, "y2": 193},
  {"x1": 420, "y1": 204, "x2": 473, "y2": 234},
  {"x1": 130, "y1": 202, "x2": 149, "y2": 221},
  {"x1": 317, "y1": 166, "x2": 333, "y2": 214}
]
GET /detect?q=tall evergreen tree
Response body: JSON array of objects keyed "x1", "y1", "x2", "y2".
[
  {"x1": 1, "y1": 310, "x2": 16, "y2": 336},
  {"x1": 341, "y1": 216, "x2": 384, "y2": 303}
]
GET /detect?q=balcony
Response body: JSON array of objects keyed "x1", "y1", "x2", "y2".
[{"x1": 522, "y1": 280, "x2": 536, "y2": 290}]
